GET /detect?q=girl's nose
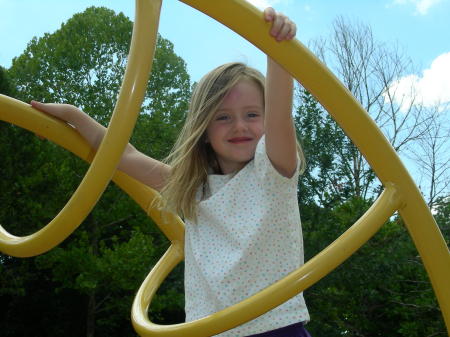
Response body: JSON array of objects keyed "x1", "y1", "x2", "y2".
[{"x1": 233, "y1": 117, "x2": 248, "y2": 131}]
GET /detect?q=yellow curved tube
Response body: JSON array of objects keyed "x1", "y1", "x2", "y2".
[
  {"x1": 0, "y1": 94, "x2": 185, "y2": 247},
  {"x1": 0, "y1": 0, "x2": 162, "y2": 257},
  {"x1": 132, "y1": 0, "x2": 450, "y2": 334},
  {"x1": 0, "y1": 0, "x2": 448, "y2": 335}
]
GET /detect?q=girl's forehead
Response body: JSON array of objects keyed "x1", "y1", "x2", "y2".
[{"x1": 221, "y1": 79, "x2": 263, "y2": 107}]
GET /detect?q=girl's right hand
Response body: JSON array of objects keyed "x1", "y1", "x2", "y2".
[
  {"x1": 263, "y1": 7, "x2": 297, "y2": 42},
  {"x1": 30, "y1": 100, "x2": 80, "y2": 125}
]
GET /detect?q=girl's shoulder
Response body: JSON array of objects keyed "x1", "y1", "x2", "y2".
[{"x1": 253, "y1": 135, "x2": 301, "y2": 185}]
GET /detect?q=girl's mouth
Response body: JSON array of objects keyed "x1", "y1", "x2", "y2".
[{"x1": 228, "y1": 137, "x2": 252, "y2": 144}]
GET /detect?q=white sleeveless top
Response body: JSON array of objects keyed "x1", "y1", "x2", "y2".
[{"x1": 184, "y1": 136, "x2": 310, "y2": 336}]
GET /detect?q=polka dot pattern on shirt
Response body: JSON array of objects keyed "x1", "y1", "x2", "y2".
[{"x1": 184, "y1": 136, "x2": 310, "y2": 336}]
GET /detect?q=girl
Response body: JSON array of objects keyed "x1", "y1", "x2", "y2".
[{"x1": 31, "y1": 7, "x2": 311, "y2": 337}]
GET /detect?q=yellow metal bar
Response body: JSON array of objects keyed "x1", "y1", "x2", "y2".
[
  {"x1": 0, "y1": 96, "x2": 184, "y2": 244},
  {"x1": 0, "y1": 0, "x2": 162, "y2": 257},
  {"x1": 0, "y1": 95, "x2": 184, "y2": 244},
  {"x1": 132, "y1": 243, "x2": 184, "y2": 336},
  {"x1": 114, "y1": 172, "x2": 185, "y2": 245},
  {"x1": 179, "y1": 0, "x2": 450, "y2": 332},
  {"x1": 0, "y1": 0, "x2": 447, "y2": 335}
]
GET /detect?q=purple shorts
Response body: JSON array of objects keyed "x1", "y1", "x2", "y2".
[{"x1": 245, "y1": 322, "x2": 312, "y2": 337}]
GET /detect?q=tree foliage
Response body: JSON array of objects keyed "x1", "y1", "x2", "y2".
[
  {"x1": 304, "y1": 17, "x2": 436, "y2": 203},
  {"x1": 296, "y1": 16, "x2": 448, "y2": 337},
  {"x1": 301, "y1": 197, "x2": 447, "y2": 337},
  {"x1": 1, "y1": 7, "x2": 189, "y2": 337},
  {"x1": 1, "y1": 7, "x2": 448, "y2": 337}
]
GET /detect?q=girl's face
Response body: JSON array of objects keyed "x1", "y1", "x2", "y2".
[{"x1": 206, "y1": 78, "x2": 264, "y2": 174}]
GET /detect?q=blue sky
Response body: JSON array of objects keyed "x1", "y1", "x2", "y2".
[
  {"x1": 0, "y1": 1, "x2": 448, "y2": 199},
  {"x1": 0, "y1": 0, "x2": 449, "y2": 108}
]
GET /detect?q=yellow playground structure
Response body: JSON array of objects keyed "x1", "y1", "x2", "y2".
[{"x1": 0, "y1": 1, "x2": 449, "y2": 336}]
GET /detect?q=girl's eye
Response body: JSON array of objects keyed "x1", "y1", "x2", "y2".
[
  {"x1": 247, "y1": 112, "x2": 260, "y2": 118},
  {"x1": 216, "y1": 115, "x2": 229, "y2": 121}
]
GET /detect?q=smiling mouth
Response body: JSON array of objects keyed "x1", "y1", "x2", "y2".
[{"x1": 228, "y1": 137, "x2": 252, "y2": 144}]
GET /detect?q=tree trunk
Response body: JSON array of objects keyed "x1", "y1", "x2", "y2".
[{"x1": 86, "y1": 292, "x2": 96, "y2": 337}]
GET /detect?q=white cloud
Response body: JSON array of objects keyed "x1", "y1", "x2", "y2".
[
  {"x1": 415, "y1": 0, "x2": 443, "y2": 14},
  {"x1": 390, "y1": 0, "x2": 443, "y2": 15},
  {"x1": 386, "y1": 52, "x2": 450, "y2": 111}
]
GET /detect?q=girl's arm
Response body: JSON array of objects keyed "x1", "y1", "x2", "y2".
[
  {"x1": 31, "y1": 101, "x2": 169, "y2": 191},
  {"x1": 263, "y1": 8, "x2": 298, "y2": 178}
]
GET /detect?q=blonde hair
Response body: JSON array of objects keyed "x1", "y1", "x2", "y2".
[{"x1": 160, "y1": 62, "x2": 305, "y2": 220}]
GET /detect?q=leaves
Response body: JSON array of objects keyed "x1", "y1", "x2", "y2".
[
  {"x1": 303, "y1": 198, "x2": 447, "y2": 336},
  {"x1": 2, "y1": 6, "x2": 190, "y2": 336},
  {"x1": 1, "y1": 6, "x2": 447, "y2": 337},
  {"x1": 296, "y1": 19, "x2": 447, "y2": 336}
]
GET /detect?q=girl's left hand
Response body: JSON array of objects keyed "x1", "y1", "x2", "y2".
[{"x1": 264, "y1": 7, "x2": 297, "y2": 42}]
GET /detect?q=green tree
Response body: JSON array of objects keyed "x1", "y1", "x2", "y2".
[
  {"x1": 301, "y1": 197, "x2": 447, "y2": 337},
  {"x1": 305, "y1": 17, "x2": 432, "y2": 202},
  {"x1": 295, "y1": 17, "x2": 447, "y2": 336},
  {"x1": 295, "y1": 89, "x2": 375, "y2": 208},
  {"x1": 0, "y1": 66, "x2": 12, "y2": 94},
  {"x1": 2, "y1": 6, "x2": 189, "y2": 336},
  {"x1": 1, "y1": 64, "x2": 61, "y2": 337},
  {"x1": 434, "y1": 196, "x2": 449, "y2": 245}
]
